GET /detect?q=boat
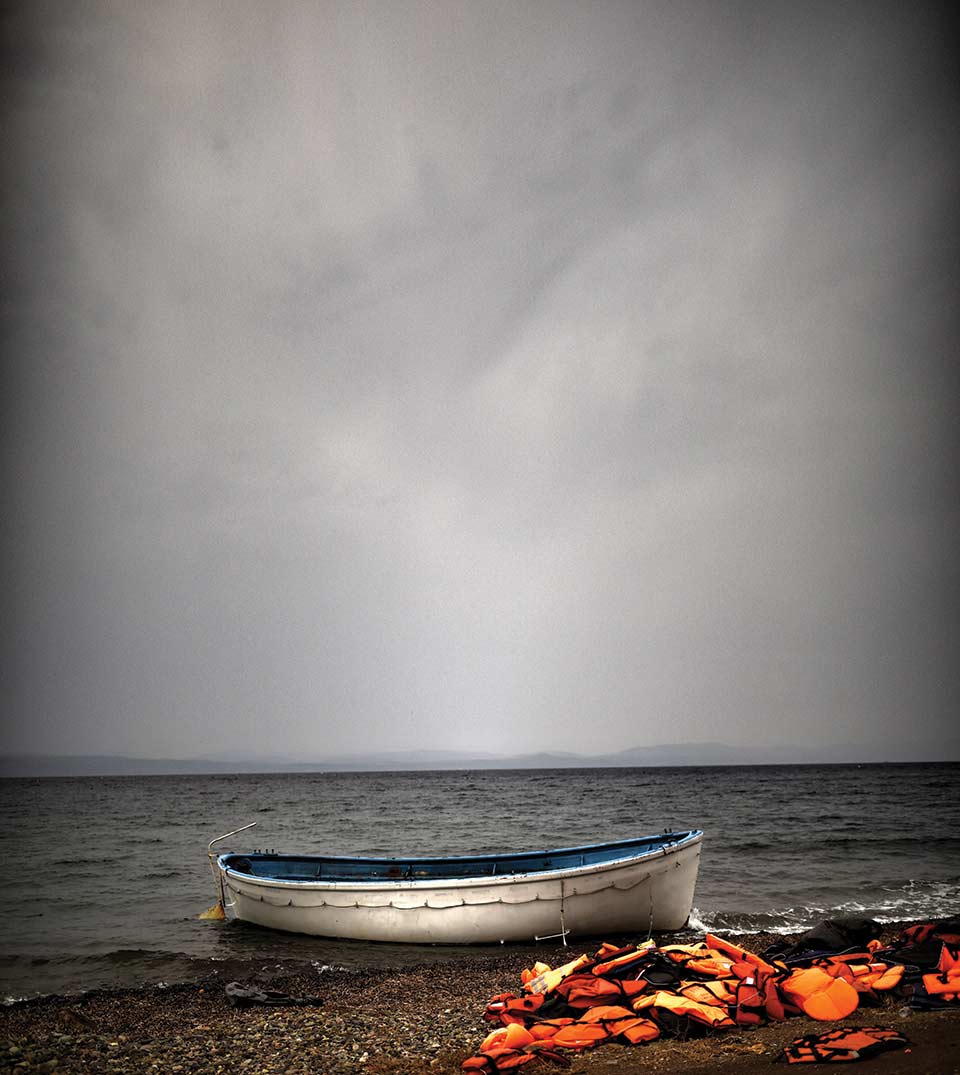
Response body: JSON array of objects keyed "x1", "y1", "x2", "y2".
[{"x1": 208, "y1": 826, "x2": 703, "y2": 944}]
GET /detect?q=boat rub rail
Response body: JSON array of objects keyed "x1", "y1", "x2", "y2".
[{"x1": 218, "y1": 831, "x2": 701, "y2": 887}]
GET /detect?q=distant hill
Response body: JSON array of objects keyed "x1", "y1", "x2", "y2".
[{"x1": 2, "y1": 737, "x2": 956, "y2": 778}]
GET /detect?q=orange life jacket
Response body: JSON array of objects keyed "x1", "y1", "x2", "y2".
[
  {"x1": 577, "y1": 1004, "x2": 661, "y2": 1043},
  {"x1": 483, "y1": 991, "x2": 518, "y2": 1020},
  {"x1": 519, "y1": 961, "x2": 551, "y2": 985},
  {"x1": 686, "y1": 955, "x2": 737, "y2": 977},
  {"x1": 780, "y1": 966, "x2": 859, "y2": 1021},
  {"x1": 661, "y1": 943, "x2": 735, "y2": 978},
  {"x1": 527, "y1": 1019, "x2": 571, "y2": 1040},
  {"x1": 480, "y1": 1023, "x2": 535, "y2": 1052},
  {"x1": 593, "y1": 941, "x2": 625, "y2": 959},
  {"x1": 522, "y1": 954, "x2": 591, "y2": 995},
  {"x1": 558, "y1": 973, "x2": 648, "y2": 1008},
  {"x1": 678, "y1": 979, "x2": 736, "y2": 1007},
  {"x1": 591, "y1": 941, "x2": 656, "y2": 977},
  {"x1": 463, "y1": 1041, "x2": 569, "y2": 1072},
  {"x1": 518, "y1": 1016, "x2": 652, "y2": 1055},
  {"x1": 660, "y1": 942, "x2": 712, "y2": 960},
  {"x1": 861, "y1": 963, "x2": 904, "y2": 992},
  {"x1": 484, "y1": 992, "x2": 545, "y2": 1025},
  {"x1": 922, "y1": 952, "x2": 960, "y2": 999},
  {"x1": 547, "y1": 1021, "x2": 609, "y2": 1049},
  {"x1": 463, "y1": 1047, "x2": 537, "y2": 1071},
  {"x1": 706, "y1": 932, "x2": 781, "y2": 975},
  {"x1": 732, "y1": 967, "x2": 786, "y2": 1024},
  {"x1": 461, "y1": 1058, "x2": 496, "y2": 1072},
  {"x1": 897, "y1": 920, "x2": 960, "y2": 948},
  {"x1": 900, "y1": 922, "x2": 936, "y2": 945},
  {"x1": 777, "y1": 1025, "x2": 910, "y2": 1064},
  {"x1": 633, "y1": 989, "x2": 736, "y2": 1029},
  {"x1": 938, "y1": 944, "x2": 960, "y2": 973},
  {"x1": 808, "y1": 955, "x2": 903, "y2": 996}
]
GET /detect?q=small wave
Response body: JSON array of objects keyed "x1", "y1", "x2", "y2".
[
  {"x1": 865, "y1": 879, "x2": 960, "y2": 921},
  {"x1": 692, "y1": 877, "x2": 960, "y2": 936},
  {"x1": 685, "y1": 907, "x2": 712, "y2": 934},
  {"x1": 86, "y1": 949, "x2": 186, "y2": 967},
  {"x1": 53, "y1": 856, "x2": 121, "y2": 867},
  {"x1": 759, "y1": 834, "x2": 960, "y2": 852},
  {"x1": 689, "y1": 906, "x2": 811, "y2": 936},
  {"x1": 0, "y1": 948, "x2": 332, "y2": 1003}
]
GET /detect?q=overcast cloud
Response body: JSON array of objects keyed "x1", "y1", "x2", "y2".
[{"x1": 2, "y1": 1, "x2": 958, "y2": 762}]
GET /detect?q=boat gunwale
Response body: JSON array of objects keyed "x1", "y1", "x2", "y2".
[{"x1": 218, "y1": 830, "x2": 703, "y2": 892}]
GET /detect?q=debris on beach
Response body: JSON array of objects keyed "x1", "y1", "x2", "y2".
[
  {"x1": 224, "y1": 982, "x2": 324, "y2": 1009},
  {"x1": 56, "y1": 1008, "x2": 97, "y2": 1032},
  {"x1": 462, "y1": 917, "x2": 960, "y2": 1071}
]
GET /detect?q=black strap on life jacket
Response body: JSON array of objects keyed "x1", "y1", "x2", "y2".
[
  {"x1": 635, "y1": 954, "x2": 686, "y2": 987},
  {"x1": 901, "y1": 981, "x2": 960, "y2": 1010},
  {"x1": 776, "y1": 1025, "x2": 909, "y2": 1064},
  {"x1": 644, "y1": 1007, "x2": 717, "y2": 1041}
]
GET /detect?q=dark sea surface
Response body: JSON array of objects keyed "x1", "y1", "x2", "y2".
[{"x1": 1, "y1": 763, "x2": 958, "y2": 1000}]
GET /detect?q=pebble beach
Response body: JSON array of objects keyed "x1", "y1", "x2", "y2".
[{"x1": 3, "y1": 926, "x2": 959, "y2": 1075}]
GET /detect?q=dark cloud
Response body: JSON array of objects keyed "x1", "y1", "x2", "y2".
[{"x1": 2, "y1": 1, "x2": 958, "y2": 760}]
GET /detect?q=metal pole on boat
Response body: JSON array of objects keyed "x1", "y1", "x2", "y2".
[
  {"x1": 198, "y1": 822, "x2": 258, "y2": 921},
  {"x1": 534, "y1": 880, "x2": 570, "y2": 945}
]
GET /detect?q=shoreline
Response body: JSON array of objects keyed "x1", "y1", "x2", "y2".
[{"x1": 3, "y1": 927, "x2": 959, "y2": 1074}]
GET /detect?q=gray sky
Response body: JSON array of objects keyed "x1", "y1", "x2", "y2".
[{"x1": 3, "y1": 1, "x2": 958, "y2": 762}]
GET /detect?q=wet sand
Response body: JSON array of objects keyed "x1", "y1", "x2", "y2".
[{"x1": 2, "y1": 930, "x2": 958, "y2": 1074}]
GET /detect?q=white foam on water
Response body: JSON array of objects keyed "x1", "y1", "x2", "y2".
[
  {"x1": 685, "y1": 907, "x2": 711, "y2": 934},
  {"x1": 692, "y1": 877, "x2": 960, "y2": 936}
]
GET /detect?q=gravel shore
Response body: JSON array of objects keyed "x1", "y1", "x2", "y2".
[{"x1": 3, "y1": 930, "x2": 959, "y2": 1075}]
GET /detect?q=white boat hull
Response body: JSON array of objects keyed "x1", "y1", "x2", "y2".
[{"x1": 218, "y1": 835, "x2": 702, "y2": 943}]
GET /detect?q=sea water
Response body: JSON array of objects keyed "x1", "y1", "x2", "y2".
[{"x1": 1, "y1": 763, "x2": 957, "y2": 999}]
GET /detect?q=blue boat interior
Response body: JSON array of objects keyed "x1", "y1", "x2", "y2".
[{"x1": 220, "y1": 831, "x2": 700, "y2": 883}]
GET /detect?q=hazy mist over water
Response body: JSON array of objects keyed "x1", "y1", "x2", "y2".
[{"x1": 3, "y1": 3, "x2": 959, "y2": 768}]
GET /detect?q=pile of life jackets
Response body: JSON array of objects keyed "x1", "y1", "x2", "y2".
[{"x1": 461, "y1": 918, "x2": 960, "y2": 1071}]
